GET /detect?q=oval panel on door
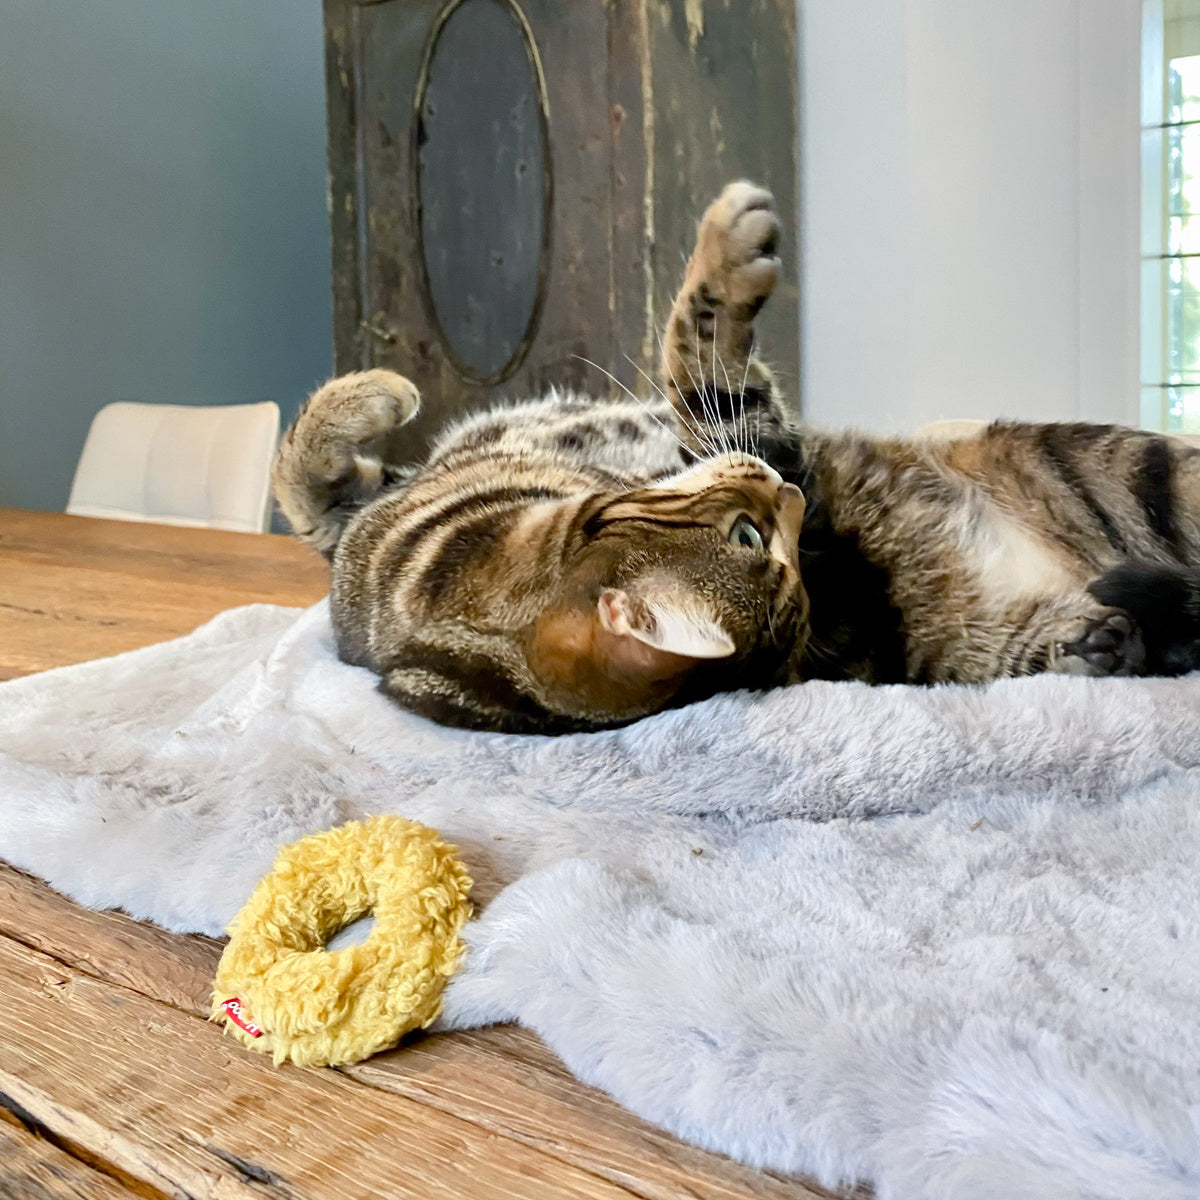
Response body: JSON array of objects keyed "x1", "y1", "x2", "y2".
[{"x1": 415, "y1": 0, "x2": 550, "y2": 383}]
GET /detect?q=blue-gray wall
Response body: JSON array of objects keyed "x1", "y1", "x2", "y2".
[{"x1": 0, "y1": 2, "x2": 333, "y2": 511}]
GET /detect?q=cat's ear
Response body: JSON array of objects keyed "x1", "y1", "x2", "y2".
[
  {"x1": 597, "y1": 588, "x2": 735, "y2": 659},
  {"x1": 528, "y1": 588, "x2": 732, "y2": 719}
]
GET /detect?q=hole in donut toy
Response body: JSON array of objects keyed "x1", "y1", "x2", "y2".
[{"x1": 325, "y1": 912, "x2": 378, "y2": 951}]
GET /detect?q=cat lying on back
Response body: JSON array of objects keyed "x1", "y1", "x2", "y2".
[
  {"x1": 274, "y1": 375, "x2": 808, "y2": 732},
  {"x1": 274, "y1": 182, "x2": 1200, "y2": 732}
]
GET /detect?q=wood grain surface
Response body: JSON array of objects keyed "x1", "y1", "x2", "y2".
[
  {"x1": 0, "y1": 1116, "x2": 141, "y2": 1199},
  {"x1": 322, "y1": 0, "x2": 799, "y2": 454},
  {"x1": 0, "y1": 508, "x2": 329, "y2": 680},
  {"x1": 0, "y1": 509, "x2": 858, "y2": 1199}
]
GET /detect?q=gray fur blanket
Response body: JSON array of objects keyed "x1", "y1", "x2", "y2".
[{"x1": 3, "y1": 600, "x2": 1200, "y2": 1200}]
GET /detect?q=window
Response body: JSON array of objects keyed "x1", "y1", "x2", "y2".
[{"x1": 1142, "y1": 0, "x2": 1200, "y2": 431}]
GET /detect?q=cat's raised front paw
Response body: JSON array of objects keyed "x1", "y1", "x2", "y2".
[{"x1": 687, "y1": 181, "x2": 781, "y2": 326}]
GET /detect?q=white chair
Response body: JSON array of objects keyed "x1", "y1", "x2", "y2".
[{"x1": 67, "y1": 401, "x2": 281, "y2": 534}]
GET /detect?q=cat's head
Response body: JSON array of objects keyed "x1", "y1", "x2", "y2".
[{"x1": 527, "y1": 453, "x2": 808, "y2": 724}]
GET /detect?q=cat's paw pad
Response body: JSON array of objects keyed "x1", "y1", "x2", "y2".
[
  {"x1": 301, "y1": 369, "x2": 421, "y2": 450},
  {"x1": 283, "y1": 370, "x2": 421, "y2": 489},
  {"x1": 1056, "y1": 610, "x2": 1145, "y2": 677},
  {"x1": 688, "y1": 181, "x2": 780, "y2": 321}
]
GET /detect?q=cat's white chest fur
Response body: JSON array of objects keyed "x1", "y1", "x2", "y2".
[{"x1": 962, "y1": 492, "x2": 1082, "y2": 604}]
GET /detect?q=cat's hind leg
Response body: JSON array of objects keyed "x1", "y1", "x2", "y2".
[
  {"x1": 921, "y1": 591, "x2": 1146, "y2": 681},
  {"x1": 661, "y1": 182, "x2": 783, "y2": 451},
  {"x1": 272, "y1": 369, "x2": 420, "y2": 557},
  {"x1": 1051, "y1": 604, "x2": 1146, "y2": 677}
]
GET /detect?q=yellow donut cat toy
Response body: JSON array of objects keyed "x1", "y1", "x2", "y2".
[{"x1": 211, "y1": 815, "x2": 472, "y2": 1067}]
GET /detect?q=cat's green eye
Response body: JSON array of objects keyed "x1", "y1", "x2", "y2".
[{"x1": 728, "y1": 516, "x2": 765, "y2": 553}]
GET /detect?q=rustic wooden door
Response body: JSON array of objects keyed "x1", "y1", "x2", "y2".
[{"x1": 324, "y1": 0, "x2": 797, "y2": 453}]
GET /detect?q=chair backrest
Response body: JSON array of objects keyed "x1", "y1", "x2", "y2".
[{"x1": 67, "y1": 401, "x2": 281, "y2": 533}]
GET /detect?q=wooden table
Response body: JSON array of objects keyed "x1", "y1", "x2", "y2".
[{"x1": 0, "y1": 508, "x2": 853, "y2": 1200}]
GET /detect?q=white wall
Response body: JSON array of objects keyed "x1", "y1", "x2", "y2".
[{"x1": 798, "y1": 0, "x2": 1142, "y2": 433}]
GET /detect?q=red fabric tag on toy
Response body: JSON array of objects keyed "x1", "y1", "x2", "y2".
[{"x1": 220, "y1": 997, "x2": 264, "y2": 1038}]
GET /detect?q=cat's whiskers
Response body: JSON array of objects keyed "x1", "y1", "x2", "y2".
[
  {"x1": 570, "y1": 351, "x2": 732, "y2": 472},
  {"x1": 623, "y1": 353, "x2": 671, "y2": 408},
  {"x1": 647, "y1": 320, "x2": 717, "y2": 457},
  {"x1": 624, "y1": 352, "x2": 700, "y2": 444},
  {"x1": 648, "y1": 313, "x2": 734, "y2": 464},
  {"x1": 716, "y1": 323, "x2": 741, "y2": 459},
  {"x1": 620, "y1": 354, "x2": 713, "y2": 458},
  {"x1": 706, "y1": 320, "x2": 733, "y2": 460},
  {"x1": 649, "y1": 323, "x2": 696, "y2": 445},
  {"x1": 802, "y1": 632, "x2": 838, "y2": 669},
  {"x1": 684, "y1": 333, "x2": 724, "y2": 457},
  {"x1": 651, "y1": 325, "x2": 724, "y2": 460},
  {"x1": 630, "y1": 358, "x2": 729, "y2": 465},
  {"x1": 708, "y1": 321, "x2": 747, "y2": 461},
  {"x1": 693, "y1": 321, "x2": 731, "y2": 461},
  {"x1": 572, "y1": 353, "x2": 682, "y2": 449},
  {"x1": 737, "y1": 350, "x2": 753, "y2": 456},
  {"x1": 715, "y1": 345, "x2": 744, "y2": 455},
  {"x1": 674, "y1": 320, "x2": 720, "y2": 453},
  {"x1": 568, "y1": 355, "x2": 689, "y2": 493}
]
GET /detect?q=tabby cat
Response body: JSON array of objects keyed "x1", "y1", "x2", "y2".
[{"x1": 274, "y1": 182, "x2": 1200, "y2": 732}]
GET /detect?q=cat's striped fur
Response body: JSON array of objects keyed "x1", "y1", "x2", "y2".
[
  {"x1": 275, "y1": 181, "x2": 1200, "y2": 733},
  {"x1": 274, "y1": 372, "x2": 807, "y2": 732},
  {"x1": 659, "y1": 184, "x2": 1200, "y2": 685}
]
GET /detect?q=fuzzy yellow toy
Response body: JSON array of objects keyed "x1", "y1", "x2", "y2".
[{"x1": 211, "y1": 815, "x2": 472, "y2": 1067}]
